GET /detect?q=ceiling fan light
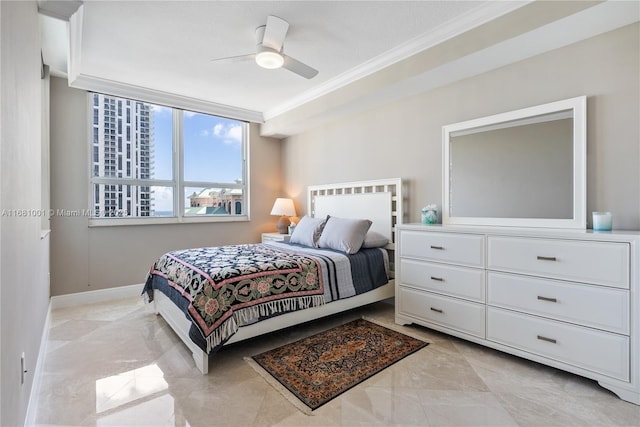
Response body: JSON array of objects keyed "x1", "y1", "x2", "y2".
[{"x1": 256, "y1": 50, "x2": 284, "y2": 69}]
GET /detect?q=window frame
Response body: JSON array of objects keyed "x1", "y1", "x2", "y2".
[{"x1": 87, "y1": 93, "x2": 250, "y2": 227}]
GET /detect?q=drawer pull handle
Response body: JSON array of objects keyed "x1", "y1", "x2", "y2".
[
  {"x1": 430, "y1": 245, "x2": 444, "y2": 250},
  {"x1": 430, "y1": 276, "x2": 444, "y2": 282},
  {"x1": 537, "y1": 335, "x2": 557, "y2": 344},
  {"x1": 537, "y1": 296, "x2": 557, "y2": 303},
  {"x1": 430, "y1": 307, "x2": 443, "y2": 314},
  {"x1": 536, "y1": 256, "x2": 557, "y2": 261}
]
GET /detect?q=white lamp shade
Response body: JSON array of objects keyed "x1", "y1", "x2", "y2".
[{"x1": 270, "y1": 198, "x2": 296, "y2": 217}]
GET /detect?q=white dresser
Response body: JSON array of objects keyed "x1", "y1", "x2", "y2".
[{"x1": 395, "y1": 224, "x2": 640, "y2": 405}]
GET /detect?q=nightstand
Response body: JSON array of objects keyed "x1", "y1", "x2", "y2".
[{"x1": 261, "y1": 232, "x2": 291, "y2": 243}]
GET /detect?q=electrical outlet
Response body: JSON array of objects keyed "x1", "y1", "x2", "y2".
[{"x1": 21, "y1": 352, "x2": 26, "y2": 385}]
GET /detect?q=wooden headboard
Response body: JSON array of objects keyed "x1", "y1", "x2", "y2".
[{"x1": 307, "y1": 178, "x2": 403, "y2": 249}]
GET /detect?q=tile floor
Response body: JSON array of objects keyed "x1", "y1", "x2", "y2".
[{"x1": 32, "y1": 297, "x2": 640, "y2": 426}]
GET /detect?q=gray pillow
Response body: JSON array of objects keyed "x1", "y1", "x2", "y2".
[
  {"x1": 289, "y1": 215, "x2": 328, "y2": 247},
  {"x1": 362, "y1": 231, "x2": 389, "y2": 248},
  {"x1": 317, "y1": 216, "x2": 372, "y2": 254}
]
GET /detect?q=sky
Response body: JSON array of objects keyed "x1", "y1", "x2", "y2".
[{"x1": 150, "y1": 105, "x2": 243, "y2": 212}]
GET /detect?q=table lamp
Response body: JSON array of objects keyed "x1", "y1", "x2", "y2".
[{"x1": 270, "y1": 198, "x2": 296, "y2": 234}]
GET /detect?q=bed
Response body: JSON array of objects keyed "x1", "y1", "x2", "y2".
[{"x1": 143, "y1": 178, "x2": 403, "y2": 374}]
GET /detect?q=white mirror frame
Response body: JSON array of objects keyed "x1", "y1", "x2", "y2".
[{"x1": 443, "y1": 96, "x2": 587, "y2": 229}]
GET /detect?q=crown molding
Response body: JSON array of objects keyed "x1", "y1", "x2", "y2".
[
  {"x1": 67, "y1": 3, "x2": 83, "y2": 84},
  {"x1": 68, "y1": 72, "x2": 264, "y2": 123},
  {"x1": 262, "y1": 1, "x2": 529, "y2": 121},
  {"x1": 37, "y1": 0, "x2": 83, "y2": 21},
  {"x1": 260, "y1": 0, "x2": 640, "y2": 137},
  {"x1": 63, "y1": 0, "x2": 638, "y2": 132},
  {"x1": 67, "y1": 4, "x2": 263, "y2": 123}
]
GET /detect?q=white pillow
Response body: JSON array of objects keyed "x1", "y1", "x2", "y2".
[
  {"x1": 317, "y1": 216, "x2": 372, "y2": 254},
  {"x1": 362, "y1": 231, "x2": 389, "y2": 248},
  {"x1": 289, "y1": 215, "x2": 328, "y2": 247}
]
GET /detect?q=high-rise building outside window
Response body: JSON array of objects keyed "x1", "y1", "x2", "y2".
[{"x1": 89, "y1": 93, "x2": 249, "y2": 224}]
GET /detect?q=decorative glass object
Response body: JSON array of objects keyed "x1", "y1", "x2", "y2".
[
  {"x1": 593, "y1": 211, "x2": 612, "y2": 231},
  {"x1": 421, "y1": 205, "x2": 438, "y2": 225}
]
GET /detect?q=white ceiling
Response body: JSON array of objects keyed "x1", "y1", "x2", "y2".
[
  {"x1": 40, "y1": 2, "x2": 524, "y2": 114},
  {"x1": 39, "y1": 1, "x2": 639, "y2": 136}
]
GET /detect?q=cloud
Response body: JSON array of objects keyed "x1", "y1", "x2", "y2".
[
  {"x1": 183, "y1": 111, "x2": 197, "y2": 118},
  {"x1": 225, "y1": 125, "x2": 242, "y2": 144},
  {"x1": 151, "y1": 186, "x2": 173, "y2": 213},
  {"x1": 199, "y1": 129, "x2": 210, "y2": 137},
  {"x1": 151, "y1": 105, "x2": 171, "y2": 115},
  {"x1": 212, "y1": 123, "x2": 242, "y2": 146}
]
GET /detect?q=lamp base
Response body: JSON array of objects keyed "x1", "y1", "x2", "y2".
[{"x1": 276, "y1": 216, "x2": 291, "y2": 234}]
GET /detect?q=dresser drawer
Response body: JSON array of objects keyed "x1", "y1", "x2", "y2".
[
  {"x1": 488, "y1": 237, "x2": 629, "y2": 289},
  {"x1": 400, "y1": 230, "x2": 484, "y2": 267},
  {"x1": 488, "y1": 272, "x2": 629, "y2": 334},
  {"x1": 398, "y1": 287, "x2": 485, "y2": 338},
  {"x1": 400, "y1": 259, "x2": 485, "y2": 302},
  {"x1": 487, "y1": 307, "x2": 629, "y2": 381}
]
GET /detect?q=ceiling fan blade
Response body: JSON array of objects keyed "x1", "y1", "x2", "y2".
[
  {"x1": 262, "y1": 15, "x2": 289, "y2": 51},
  {"x1": 210, "y1": 53, "x2": 255, "y2": 64},
  {"x1": 282, "y1": 55, "x2": 318, "y2": 79}
]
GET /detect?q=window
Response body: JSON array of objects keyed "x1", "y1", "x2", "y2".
[{"x1": 89, "y1": 93, "x2": 248, "y2": 224}]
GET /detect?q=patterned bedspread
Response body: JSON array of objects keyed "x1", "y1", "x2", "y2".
[
  {"x1": 144, "y1": 243, "x2": 326, "y2": 353},
  {"x1": 145, "y1": 242, "x2": 389, "y2": 354}
]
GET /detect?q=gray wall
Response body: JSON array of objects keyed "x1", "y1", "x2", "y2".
[
  {"x1": 450, "y1": 118, "x2": 573, "y2": 219},
  {"x1": 0, "y1": 2, "x2": 50, "y2": 425},
  {"x1": 282, "y1": 23, "x2": 640, "y2": 231},
  {"x1": 50, "y1": 77, "x2": 284, "y2": 296}
]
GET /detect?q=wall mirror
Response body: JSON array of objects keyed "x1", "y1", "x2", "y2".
[{"x1": 443, "y1": 96, "x2": 586, "y2": 229}]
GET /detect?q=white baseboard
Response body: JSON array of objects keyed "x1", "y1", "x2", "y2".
[
  {"x1": 24, "y1": 303, "x2": 51, "y2": 427},
  {"x1": 26, "y1": 284, "x2": 143, "y2": 424},
  {"x1": 50, "y1": 283, "x2": 143, "y2": 309}
]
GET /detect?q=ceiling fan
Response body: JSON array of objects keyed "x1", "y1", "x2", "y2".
[{"x1": 211, "y1": 15, "x2": 319, "y2": 79}]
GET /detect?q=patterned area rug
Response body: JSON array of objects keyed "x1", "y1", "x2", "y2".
[{"x1": 248, "y1": 318, "x2": 428, "y2": 412}]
